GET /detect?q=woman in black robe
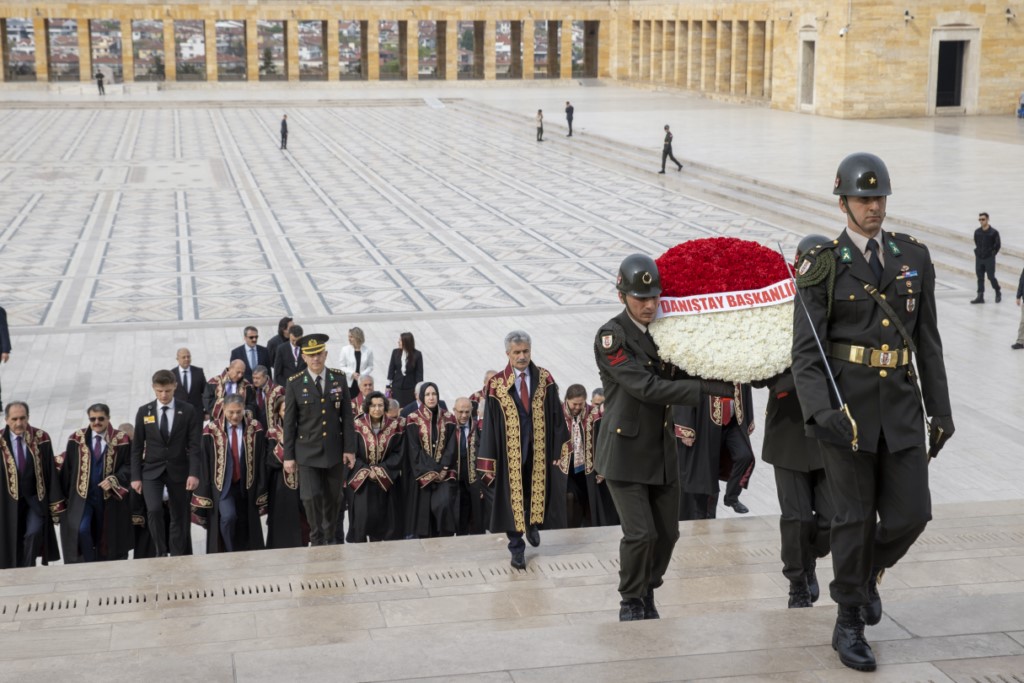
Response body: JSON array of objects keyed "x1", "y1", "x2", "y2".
[
  {"x1": 265, "y1": 395, "x2": 309, "y2": 548},
  {"x1": 348, "y1": 392, "x2": 404, "y2": 542},
  {"x1": 401, "y1": 382, "x2": 457, "y2": 537}
]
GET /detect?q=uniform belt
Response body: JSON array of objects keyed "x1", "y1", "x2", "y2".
[{"x1": 827, "y1": 342, "x2": 909, "y2": 369}]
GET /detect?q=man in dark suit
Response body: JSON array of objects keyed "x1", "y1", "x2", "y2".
[
  {"x1": 283, "y1": 333, "x2": 356, "y2": 545},
  {"x1": 593, "y1": 254, "x2": 732, "y2": 621},
  {"x1": 230, "y1": 326, "x2": 271, "y2": 383},
  {"x1": 172, "y1": 348, "x2": 207, "y2": 417},
  {"x1": 0, "y1": 305, "x2": 10, "y2": 412},
  {"x1": 792, "y1": 152, "x2": 954, "y2": 672},
  {"x1": 130, "y1": 369, "x2": 203, "y2": 557},
  {"x1": 272, "y1": 324, "x2": 305, "y2": 383}
]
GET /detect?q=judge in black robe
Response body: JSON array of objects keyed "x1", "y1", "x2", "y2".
[
  {"x1": 264, "y1": 395, "x2": 308, "y2": 549},
  {"x1": 444, "y1": 397, "x2": 487, "y2": 536},
  {"x1": 560, "y1": 396, "x2": 619, "y2": 527},
  {"x1": 348, "y1": 392, "x2": 404, "y2": 542},
  {"x1": 402, "y1": 382, "x2": 457, "y2": 538},
  {"x1": 58, "y1": 407, "x2": 133, "y2": 562},
  {"x1": 478, "y1": 335, "x2": 569, "y2": 568},
  {"x1": 191, "y1": 397, "x2": 267, "y2": 553}
]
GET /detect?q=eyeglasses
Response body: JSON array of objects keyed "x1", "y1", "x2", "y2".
[
  {"x1": 247, "y1": 336, "x2": 258, "y2": 341},
  {"x1": 979, "y1": 218, "x2": 988, "y2": 221},
  {"x1": 88, "y1": 416, "x2": 107, "y2": 423}
]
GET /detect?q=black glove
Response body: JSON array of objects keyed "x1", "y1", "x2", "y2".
[
  {"x1": 700, "y1": 380, "x2": 734, "y2": 397},
  {"x1": 816, "y1": 409, "x2": 854, "y2": 443},
  {"x1": 928, "y1": 415, "x2": 955, "y2": 457}
]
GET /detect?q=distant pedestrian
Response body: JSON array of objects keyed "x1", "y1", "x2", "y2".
[
  {"x1": 660, "y1": 124, "x2": 682, "y2": 174},
  {"x1": 1013, "y1": 267, "x2": 1024, "y2": 350},
  {"x1": 280, "y1": 115, "x2": 288, "y2": 150},
  {"x1": 536, "y1": 109, "x2": 544, "y2": 142},
  {"x1": 95, "y1": 71, "x2": 105, "y2": 95},
  {"x1": 565, "y1": 101, "x2": 574, "y2": 137},
  {"x1": 971, "y1": 212, "x2": 1001, "y2": 303}
]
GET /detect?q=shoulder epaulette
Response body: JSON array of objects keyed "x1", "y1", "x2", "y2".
[
  {"x1": 288, "y1": 370, "x2": 305, "y2": 382},
  {"x1": 887, "y1": 232, "x2": 924, "y2": 246}
]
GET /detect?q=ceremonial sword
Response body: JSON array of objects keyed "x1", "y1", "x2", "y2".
[{"x1": 777, "y1": 243, "x2": 859, "y2": 452}]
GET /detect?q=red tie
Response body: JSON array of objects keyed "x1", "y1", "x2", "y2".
[
  {"x1": 519, "y1": 373, "x2": 530, "y2": 413},
  {"x1": 257, "y1": 390, "x2": 264, "y2": 409},
  {"x1": 230, "y1": 426, "x2": 241, "y2": 483}
]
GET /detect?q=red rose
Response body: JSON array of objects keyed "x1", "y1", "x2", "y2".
[{"x1": 656, "y1": 237, "x2": 789, "y2": 297}]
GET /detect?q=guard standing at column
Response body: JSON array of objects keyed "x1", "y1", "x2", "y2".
[
  {"x1": 594, "y1": 254, "x2": 734, "y2": 621},
  {"x1": 791, "y1": 152, "x2": 954, "y2": 672}
]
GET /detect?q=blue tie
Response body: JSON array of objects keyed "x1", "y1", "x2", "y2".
[
  {"x1": 866, "y1": 239, "x2": 883, "y2": 283},
  {"x1": 249, "y1": 347, "x2": 256, "y2": 370}
]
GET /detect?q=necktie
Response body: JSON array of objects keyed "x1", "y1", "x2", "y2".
[
  {"x1": 14, "y1": 436, "x2": 25, "y2": 473},
  {"x1": 315, "y1": 375, "x2": 323, "y2": 395},
  {"x1": 227, "y1": 381, "x2": 235, "y2": 395},
  {"x1": 519, "y1": 372, "x2": 530, "y2": 413},
  {"x1": 294, "y1": 345, "x2": 299, "y2": 362},
  {"x1": 257, "y1": 390, "x2": 264, "y2": 408},
  {"x1": 160, "y1": 406, "x2": 170, "y2": 441},
  {"x1": 93, "y1": 434, "x2": 104, "y2": 463},
  {"x1": 460, "y1": 426, "x2": 468, "y2": 458},
  {"x1": 248, "y1": 347, "x2": 256, "y2": 370},
  {"x1": 230, "y1": 426, "x2": 241, "y2": 483},
  {"x1": 183, "y1": 369, "x2": 189, "y2": 393},
  {"x1": 866, "y1": 238, "x2": 883, "y2": 283}
]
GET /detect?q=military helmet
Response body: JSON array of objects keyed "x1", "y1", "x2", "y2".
[
  {"x1": 616, "y1": 254, "x2": 662, "y2": 298},
  {"x1": 796, "y1": 234, "x2": 830, "y2": 259},
  {"x1": 833, "y1": 152, "x2": 892, "y2": 197}
]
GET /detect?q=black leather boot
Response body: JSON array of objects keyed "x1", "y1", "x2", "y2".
[
  {"x1": 619, "y1": 598, "x2": 646, "y2": 622},
  {"x1": 642, "y1": 588, "x2": 660, "y2": 619},
  {"x1": 788, "y1": 578, "x2": 812, "y2": 608},
  {"x1": 806, "y1": 563, "x2": 820, "y2": 603},
  {"x1": 833, "y1": 605, "x2": 876, "y2": 671},
  {"x1": 862, "y1": 567, "x2": 883, "y2": 626}
]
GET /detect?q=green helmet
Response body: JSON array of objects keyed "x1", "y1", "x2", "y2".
[
  {"x1": 833, "y1": 152, "x2": 892, "y2": 197},
  {"x1": 796, "y1": 234, "x2": 830, "y2": 260},
  {"x1": 616, "y1": 254, "x2": 662, "y2": 298}
]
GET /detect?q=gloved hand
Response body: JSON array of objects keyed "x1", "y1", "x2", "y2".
[
  {"x1": 816, "y1": 409, "x2": 854, "y2": 443},
  {"x1": 928, "y1": 415, "x2": 955, "y2": 457},
  {"x1": 701, "y1": 380, "x2": 735, "y2": 397}
]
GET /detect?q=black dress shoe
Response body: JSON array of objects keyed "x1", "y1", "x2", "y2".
[
  {"x1": 526, "y1": 526, "x2": 541, "y2": 548},
  {"x1": 996, "y1": 290, "x2": 1003, "y2": 303},
  {"x1": 807, "y1": 565, "x2": 820, "y2": 603},
  {"x1": 833, "y1": 605, "x2": 876, "y2": 671},
  {"x1": 788, "y1": 579, "x2": 812, "y2": 608},
  {"x1": 970, "y1": 296, "x2": 985, "y2": 304},
  {"x1": 658, "y1": 170, "x2": 666, "y2": 174},
  {"x1": 619, "y1": 598, "x2": 646, "y2": 622},
  {"x1": 862, "y1": 568, "x2": 883, "y2": 625},
  {"x1": 1012, "y1": 343, "x2": 1024, "y2": 350},
  {"x1": 642, "y1": 589, "x2": 660, "y2": 619},
  {"x1": 677, "y1": 164, "x2": 683, "y2": 171},
  {"x1": 726, "y1": 499, "x2": 749, "y2": 514},
  {"x1": 511, "y1": 550, "x2": 526, "y2": 570}
]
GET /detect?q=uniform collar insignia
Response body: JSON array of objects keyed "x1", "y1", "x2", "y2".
[
  {"x1": 887, "y1": 239, "x2": 901, "y2": 256},
  {"x1": 839, "y1": 246, "x2": 853, "y2": 263}
]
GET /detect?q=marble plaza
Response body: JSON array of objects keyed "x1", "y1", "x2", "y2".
[{"x1": 1, "y1": 85, "x2": 1024, "y2": 680}]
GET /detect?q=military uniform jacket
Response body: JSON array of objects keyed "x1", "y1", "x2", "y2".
[
  {"x1": 760, "y1": 370, "x2": 824, "y2": 473},
  {"x1": 283, "y1": 368, "x2": 356, "y2": 468},
  {"x1": 791, "y1": 229, "x2": 952, "y2": 453},
  {"x1": 593, "y1": 309, "x2": 704, "y2": 485}
]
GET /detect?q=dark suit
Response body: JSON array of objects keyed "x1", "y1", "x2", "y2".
[
  {"x1": 230, "y1": 343, "x2": 271, "y2": 383},
  {"x1": 386, "y1": 349, "x2": 423, "y2": 408},
  {"x1": 172, "y1": 365, "x2": 207, "y2": 416},
  {"x1": 283, "y1": 368, "x2": 356, "y2": 544},
  {"x1": 130, "y1": 400, "x2": 202, "y2": 556},
  {"x1": 273, "y1": 344, "x2": 305, "y2": 384},
  {"x1": 792, "y1": 229, "x2": 951, "y2": 607},
  {"x1": 0, "y1": 306, "x2": 10, "y2": 411},
  {"x1": 593, "y1": 309, "x2": 705, "y2": 599}
]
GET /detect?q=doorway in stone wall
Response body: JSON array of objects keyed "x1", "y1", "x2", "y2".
[
  {"x1": 799, "y1": 38, "x2": 815, "y2": 110},
  {"x1": 927, "y1": 25, "x2": 978, "y2": 115},
  {"x1": 935, "y1": 40, "x2": 965, "y2": 107}
]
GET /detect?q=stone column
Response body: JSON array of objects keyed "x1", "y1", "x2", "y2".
[
  {"x1": 700, "y1": 20, "x2": 715, "y2": 91},
  {"x1": 444, "y1": 17, "x2": 457, "y2": 80},
  {"x1": 509, "y1": 20, "x2": 522, "y2": 79},
  {"x1": 732, "y1": 20, "x2": 748, "y2": 95},
  {"x1": 675, "y1": 21, "x2": 688, "y2": 86},
  {"x1": 652, "y1": 20, "x2": 663, "y2": 82},
  {"x1": 121, "y1": 18, "x2": 135, "y2": 82},
  {"x1": 33, "y1": 17, "x2": 48, "y2": 82},
  {"x1": 406, "y1": 19, "x2": 418, "y2": 80},
  {"x1": 483, "y1": 20, "x2": 496, "y2": 79},
  {"x1": 663, "y1": 21, "x2": 675, "y2": 83},
  {"x1": 366, "y1": 18, "x2": 379, "y2": 80},
  {"x1": 562, "y1": 17, "x2": 574, "y2": 78},
  {"x1": 163, "y1": 18, "x2": 177, "y2": 81},
  {"x1": 246, "y1": 19, "x2": 258, "y2": 81},
  {"x1": 715, "y1": 19, "x2": 731, "y2": 93},
  {"x1": 522, "y1": 18, "x2": 534, "y2": 79},
  {"x1": 326, "y1": 20, "x2": 340, "y2": 80},
  {"x1": 639, "y1": 20, "x2": 649, "y2": 80},
  {"x1": 286, "y1": 19, "x2": 299, "y2": 81},
  {"x1": 78, "y1": 20, "x2": 93, "y2": 83},
  {"x1": 204, "y1": 19, "x2": 218, "y2": 82}
]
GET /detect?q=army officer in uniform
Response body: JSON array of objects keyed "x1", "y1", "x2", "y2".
[
  {"x1": 283, "y1": 333, "x2": 356, "y2": 546},
  {"x1": 791, "y1": 152, "x2": 954, "y2": 672},
  {"x1": 594, "y1": 254, "x2": 734, "y2": 621}
]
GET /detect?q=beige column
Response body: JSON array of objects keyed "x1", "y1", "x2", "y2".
[
  {"x1": 443, "y1": 17, "x2": 457, "y2": 80},
  {"x1": 78, "y1": 20, "x2": 93, "y2": 82},
  {"x1": 483, "y1": 19, "x2": 496, "y2": 79},
  {"x1": 121, "y1": 18, "x2": 135, "y2": 82},
  {"x1": 652, "y1": 20, "x2": 662, "y2": 82},
  {"x1": 639, "y1": 20, "x2": 649, "y2": 80},
  {"x1": 245, "y1": 19, "x2": 258, "y2": 81},
  {"x1": 675, "y1": 21, "x2": 688, "y2": 86},
  {"x1": 205, "y1": 19, "x2": 218, "y2": 81},
  {"x1": 764, "y1": 20, "x2": 774, "y2": 99},
  {"x1": 162, "y1": 18, "x2": 177, "y2": 81},
  {"x1": 33, "y1": 17, "x2": 49, "y2": 82},
  {"x1": 663, "y1": 20, "x2": 675, "y2": 83},
  {"x1": 522, "y1": 19, "x2": 534, "y2": 79},
  {"x1": 687, "y1": 21, "x2": 700, "y2": 89},
  {"x1": 715, "y1": 19, "x2": 731, "y2": 93},
  {"x1": 406, "y1": 19, "x2": 419, "y2": 80},
  {"x1": 326, "y1": 20, "x2": 340, "y2": 80},
  {"x1": 286, "y1": 19, "x2": 299, "y2": 81},
  {"x1": 748, "y1": 20, "x2": 766, "y2": 97},
  {"x1": 700, "y1": 20, "x2": 714, "y2": 91},
  {"x1": 732, "y1": 20, "x2": 748, "y2": 95},
  {"x1": 560, "y1": 18, "x2": 572, "y2": 78},
  {"x1": 366, "y1": 18, "x2": 379, "y2": 80}
]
